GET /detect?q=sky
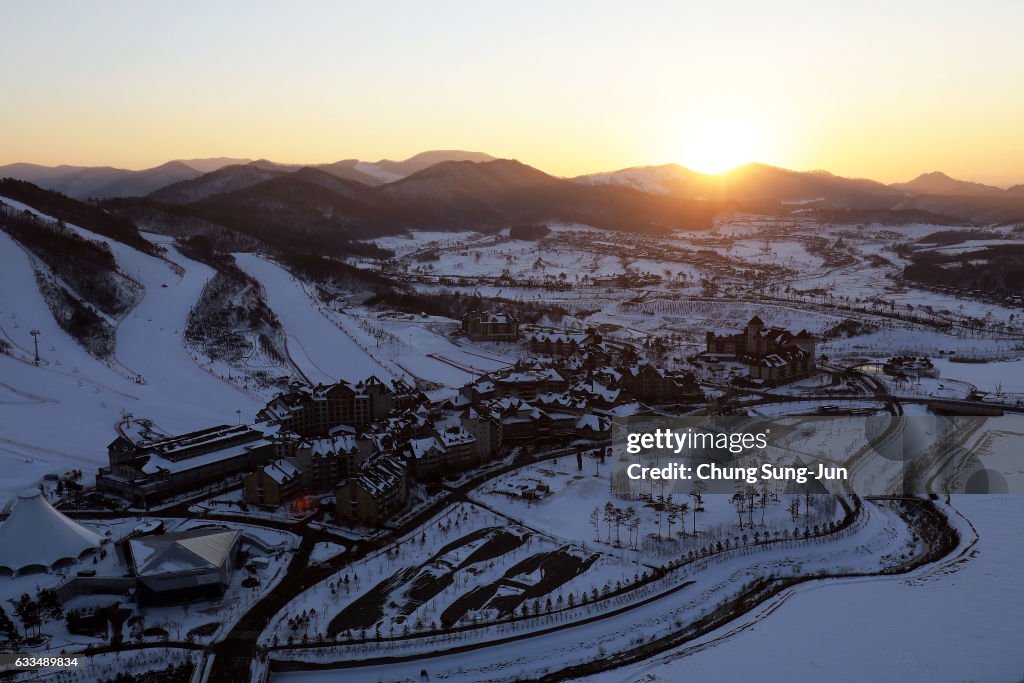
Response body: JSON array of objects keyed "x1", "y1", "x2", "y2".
[{"x1": 1, "y1": 0, "x2": 1022, "y2": 185}]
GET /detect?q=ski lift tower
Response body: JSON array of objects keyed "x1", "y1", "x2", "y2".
[{"x1": 30, "y1": 329, "x2": 41, "y2": 365}]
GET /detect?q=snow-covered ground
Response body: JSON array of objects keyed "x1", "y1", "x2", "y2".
[
  {"x1": 325, "y1": 311, "x2": 514, "y2": 389},
  {"x1": 234, "y1": 253, "x2": 398, "y2": 384},
  {"x1": 262, "y1": 501, "x2": 636, "y2": 646},
  {"x1": 0, "y1": 223, "x2": 261, "y2": 503},
  {"x1": 4, "y1": 205, "x2": 1024, "y2": 680},
  {"x1": 580, "y1": 496, "x2": 1024, "y2": 683},
  {"x1": 309, "y1": 541, "x2": 347, "y2": 565},
  {"x1": 473, "y1": 456, "x2": 840, "y2": 563},
  {"x1": 931, "y1": 357, "x2": 1024, "y2": 396},
  {"x1": 271, "y1": 498, "x2": 923, "y2": 680}
]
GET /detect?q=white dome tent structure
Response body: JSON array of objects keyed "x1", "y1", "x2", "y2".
[{"x1": 0, "y1": 489, "x2": 105, "y2": 576}]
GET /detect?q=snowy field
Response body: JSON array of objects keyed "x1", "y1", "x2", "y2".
[
  {"x1": 581, "y1": 496, "x2": 1024, "y2": 683},
  {"x1": 261, "y1": 501, "x2": 635, "y2": 646},
  {"x1": 272, "y1": 498, "x2": 923, "y2": 681},
  {"x1": 328, "y1": 311, "x2": 514, "y2": 389},
  {"x1": 473, "y1": 455, "x2": 841, "y2": 563}
]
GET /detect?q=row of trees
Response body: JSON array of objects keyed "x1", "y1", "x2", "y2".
[{"x1": 591, "y1": 481, "x2": 713, "y2": 549}]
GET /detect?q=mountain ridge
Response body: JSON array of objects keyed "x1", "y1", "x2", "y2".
[
  {"x1": 4, "y1": 150, "x2": 1020, "y2": 202},
  {"x1": 890, "y1": 171, "x2": 1007, "y2": 197}
]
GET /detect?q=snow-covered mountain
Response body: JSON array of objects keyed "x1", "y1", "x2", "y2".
[{"x1": 573, "y1": 163, "x2": 705, "y2": 195}]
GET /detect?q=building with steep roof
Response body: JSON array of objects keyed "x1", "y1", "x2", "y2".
[
  {"x1": 706, "y1": 316, "x2": 815, "y2": 382},
  {"x1": 462, "y1": 311, "x2": 520, "y2": 341},
  {"x1": 616, "y1": 363, "x2": 705, "y2": 404},
  {"x1": 335, "y1": 457, "x2": 408, "y2": 526},
  {"x1": 243, "y1": 459, "x2": 303, "y2": 506},
  {"x1": 289, "y1": 433, "x2": 369, "y2": 493},
  {"x1": 257, "y1": 376, "x2": 424, "y2": 436},
  {"x1": 528, "y1": 329, "x2": 602, "y2": 356}
]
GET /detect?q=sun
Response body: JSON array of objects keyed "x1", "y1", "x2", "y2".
[{"x1": 680, "y1": 116, "x2": 759, "y2": 175}]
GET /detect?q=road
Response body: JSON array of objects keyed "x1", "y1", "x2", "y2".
[{"x1": 205, "y1": 444, "x2": 581, "y2": 682}]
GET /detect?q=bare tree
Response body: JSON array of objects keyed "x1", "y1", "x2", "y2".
[
  {"x1": 655, "y1": 493, "x2": 666, "y2": 539},
  {"x1": 731, "y1": 490, "x2": 746, "y2": 529},
  {"x1": 675, "y1": 501, "x2": 689, "y2": 537},
  {"x1": 689, "y1": 481, "x2": 708, "y2": 535},
  {"x1": 613, "y1": 506, "x2": 625, "y2": 546},
  {"x1": 589, "y1": 506, "x2": 601, "y2": 542},
  {"x1": 627, "y1": 506, "x2": 640, "y2": 548},
  {"x1": 745, "y1": 485, "x2": 757, "y2": 527}
]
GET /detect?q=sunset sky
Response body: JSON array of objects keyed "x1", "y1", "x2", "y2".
[{"x1": 2, "y1": 0, "x2": 1022, "y2": 185}]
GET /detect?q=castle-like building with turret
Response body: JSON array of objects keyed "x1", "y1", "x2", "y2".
[{"x1": 706, "y1": 315, "x2": 815, "y2": 382}]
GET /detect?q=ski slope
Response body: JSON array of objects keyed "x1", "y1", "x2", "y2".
[
  {"x1": 0, "y1": 203, "x2": 263, "y2": 505},
  {"x1": 0, "y1": 229, "x2": 139, "y2": 500},
  {"x1": 107, "y1": 234, "x2": 259, "y2": 421},
  {"x1": 234, "y1": 253, "x2": 396, "y2": 384}
]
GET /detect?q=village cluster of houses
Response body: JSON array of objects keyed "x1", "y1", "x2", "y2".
[
  {"x1": 95, "y1": 328, "x2": 704, "y2": 528},
  {"x1": 452, "y1": 353, "x2": 705, "y2": 446},
  {"x1": 461, "y1": 310, "x2": 608, "y2": 356},
  {"x1": 97, "y1": 377, "x2": 497, "y2": 526},
  {"x1": 95, "y1": 313, "x2": 809, "y2": 529}
]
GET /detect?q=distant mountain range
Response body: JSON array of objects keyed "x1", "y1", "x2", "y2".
[
  {"x1": 5, "y1": 151, "x2": 1020, "y2": 204},
  {"x1": 3, "y1": 152, "x2": 1024, "y2": 258},
  {"x1": 573, "y1": 163, "x2": 1024, "y2": 224},
  {"x1": 3, "y1": 150, "x2": 1021, "y2": 208},
  {"x1": 576, "y1": 164, "x2": 1024, "y2": 202},
  {"x1": 889, "y1": 171, "x2": 1007, "y2": 197},
  {"x1": 134, "y1": 158, "x2": 726, "y2": 257},
  {"x1": 0, "y1": 160, "x2": 205, "y2": 199},
  {"x1": 0, "y1": 151, "x2": 498, "y2": 200}
]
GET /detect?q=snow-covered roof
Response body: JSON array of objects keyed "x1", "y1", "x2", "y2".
[
  {"x1": 139, "y1": 438, "x2": 271, "y2": 475},
  {"x1": 599, "y1": 401, "x2": 645, "y2": 417},
  {"x1": 407, "y1": 437, "x2": 443, "y2": 459},
  {"x1": 467, "y1": 311, "x2": 517, "y2": 323},
  {"x1": 129, "y1": 528, "x2": 241, "y2": 576},
  {"x1": 263, "y1": 459, "x2": 301, "y2": 485},
  {"x1": 341, "y1": 457, "x2": 406, "y2": 498},
  {"x1": 576, "y1": 414, "x2": 611, "y2": 431},
  {"x1": 0, "y1": 489, "x2": 104, "y2": 574},
  {"x1": 529, "y1": 331, "x2": 591, "y2": 344},
  {"x1": 435, "y1": 425, "x2": 476, "y2": 448},
  {"x1": 306, "y1": 434, "x2": 360, "y2": 456},
  {"x1": 571, "y1": 380, "x2": 621, "y2": 403}
]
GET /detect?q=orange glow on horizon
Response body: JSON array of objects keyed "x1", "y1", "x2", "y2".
[
  {"x1": 677, "y1": 116, "x2": 762, "y2": 176},
  {"x1": 0, "y1": 2, "x2": 1022, "y2": 186}
]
